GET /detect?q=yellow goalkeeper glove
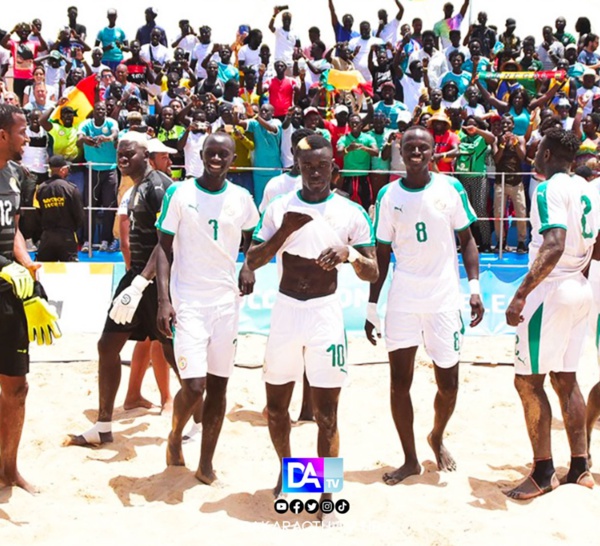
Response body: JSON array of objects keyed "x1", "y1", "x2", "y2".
[
  {"x1": 0, "y1": 262, "x2": 34, "y2": 299},
  {"x1": 23, "y1": 297, "x2": 62, "y2": 346}
]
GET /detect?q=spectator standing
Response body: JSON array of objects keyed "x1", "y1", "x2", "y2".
[
  {"x1": 34, "y1": 155, "x2": 85, "y2": 261},
  {"x1": 77, "y1": 101, "x2": 119, "y2": 251},
  {"x1": 269, "y1": 6, "x2": 300, "y2": 69},
  {"x1": 376, "y1": 0, "x2": 405, "y2": 46},
  {"x1": 95, "y1": 9, "x2": 128, "y2": 72},
  {"x1": 464, "y1": 12, "x2": 496, "y2": 57},
  {"x1": 349, "y1": 22, "x2": 383, "y2": 83},
  {"x1": 328, "y1": 0, "x2": 359, "y2": 44},
  {"x1": 136, "y1": 7, "x2": 167, "y2": 47},
  {"x1": 554, "y1": 17, "x2": 576, "y2": 48},
  {"x1": 23, "y1": 83, "x2": 55, "y2": 113},
  {"x1": 191, "y1": 26, "x2": 214, "y2": 81},
  {"x1": 67, "y1": 6, "x2": 87, "y2": 41},
  {"x1": 433, "y1": 0, "x2": 470, "y2": 49},
  {"x1": 578, "y1": 34, "x2": 600, "y2": 68},
  {"x1": 429, "y1": 112, "x2": 459, "y2": 173},
  {"x1": 537, "y1": 26, "x2": 564, "y2": 70},
  {"x1": 259, "y1": 60, "x2": 298, "y2": 120},
  {"x1": 22, "y1": 110, "x2": 48, "y2": 183},
  {"x1": 171, "y1": 20, "x2": 198, "y2": 60},
  {"x1": 409, "y1": 30, "x2": 448, "y2": 90}
]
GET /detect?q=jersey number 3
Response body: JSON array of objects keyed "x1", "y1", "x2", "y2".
[
  {"x1": 0, "y1": 200, "x2": 13, "y2": 227},
  {"x1": 208, "y1": 219, "x2": 218, "y2": 240}
]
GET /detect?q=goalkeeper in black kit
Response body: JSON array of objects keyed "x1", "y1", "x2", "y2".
[{"x1": 0, "y1": 104, "x2": 60, "y2": 493}]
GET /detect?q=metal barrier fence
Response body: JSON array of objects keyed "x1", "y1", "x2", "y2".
[{"x1": 25, "y1": 163, "x2": 536, "y2": 259}]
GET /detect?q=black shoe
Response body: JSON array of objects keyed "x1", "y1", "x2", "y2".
[{"x1": 517, "y1": 242, "x2": 528, "y2": 254}]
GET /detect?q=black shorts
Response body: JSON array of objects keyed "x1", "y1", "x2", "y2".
[
  {"x1": 37, "y1": 230, "x2": 79, "y2": 262},
  {"x1": 103, "y1": 270, "x2": 167, "y2": 343},
  {"x1": 0, "y1": 288, "x2": 29, "y2": 377}
]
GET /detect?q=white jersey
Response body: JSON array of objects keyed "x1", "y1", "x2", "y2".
[
  {"x1": 118, "y1": 186, "x2": 133, "y2": 216},
  {"x1": 530, "y1": 173, "x2": 600, "y2": 281},
  {"x1": 156, "y1": 179, "x2": 259, "y2": 307},
  {"x1": 183, "y1": 131, "x2": 207, "y2": 178},
  {"x1": 375, "y1": 173, "x2": 476, "y2": 312},
  {"x1": 259, "y1": 172, "x2": 302, "y2": 213},
  {"x1": 254, "y1": 190, "x2": 374, "y2": 266}
]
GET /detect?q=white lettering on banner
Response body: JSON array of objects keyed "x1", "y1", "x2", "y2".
[{"x1": 492, "y1": 294, "x2": 508, "y2": 314}]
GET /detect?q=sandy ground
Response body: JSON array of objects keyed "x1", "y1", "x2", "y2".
[{"x1": 3, "y1": 333, "x2": 600, "y2": 545}]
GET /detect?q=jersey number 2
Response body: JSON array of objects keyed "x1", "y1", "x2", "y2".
[
  {"x1": 208, "y1": 219, "x2": 218, "y2": 240},
  {"x1": 581, "y1": 196, "x2": 594, "y2": 239},
  {"x1": 0, "y1": 200, "x2": 13, "y2": 227}
]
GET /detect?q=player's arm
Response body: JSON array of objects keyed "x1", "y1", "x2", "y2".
[
  {"x1": 13, "y1": 218, "x2": 38, "y2": 272},
  {"x1": 592, "y1": 232, "x2": 600, "y2": 261},
  {"x1": 365, "y1": 242, "x2": 392, "y2": 344},
  {"x1": 506, "y1": 227, "x2": 566, "y2": 326},
  {"x1": 457, "y1": 228, "x2": 484, "y2": 327},
  {"x1": 245, "y1": 211, "x2": 313, "y2": 270},
  {"x1": 239, "y1": 230, "x2": 256, "y2": 296},
  {"x1": 155, "y1": 232, "x2": 176, "y2": 337}
]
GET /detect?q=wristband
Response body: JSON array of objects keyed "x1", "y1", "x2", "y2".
[
  {"x1": 468, "y1": 279, "x2": 480, "y2": 296},
  {"x1": 347, "y1": 245, "x2": 361, "y2": 263}
]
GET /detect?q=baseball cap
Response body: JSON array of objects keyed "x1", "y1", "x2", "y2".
[
  {"x1": 303, "y1": 106, "x2": 320, "y2": 117},
  {"x1": 147, "y1": 139, "x2": 177, "y2": 154},
  {"x1": 556, "y1": 97, "x2": 571, "y2": 107},
  {"x1": 60, "y1": 106, "x2": 76, "y2": 115},
  {"x1": 565, "y1": 43, "x2": 577, "y2": 51},
  {"x1": 50, "y1": 50, "x2": 62, "y2": 60},
  {"x1": 581, "y1": 67, "x2": 598, "y2": 79},
  {"x1": 396, "y1": 111, "x2": 412, "y2": 125},
  {"x1": 48, "y1": 155, "x2": 69, "y2": 169},
  {"x1": 334, "y1": 104, "x2": 349, "y2": 115}
]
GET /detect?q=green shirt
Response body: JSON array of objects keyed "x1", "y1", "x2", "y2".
[
  {"x1": 455, "y1": 131, "x2": 488, "y2": 176},
  {"x1": 49, "y1": 121, "x2": 81, "y2": 162},
  {"x1": 339, "y1": 132, "x2": 377, "y2": 176},
  {"x1": 367, "y1": 129, "x2": 391, "y2": 171}
]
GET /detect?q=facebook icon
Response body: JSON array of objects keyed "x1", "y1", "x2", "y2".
[{"x1": 282, "y1": 457, "x2": 344, "y2": 494}]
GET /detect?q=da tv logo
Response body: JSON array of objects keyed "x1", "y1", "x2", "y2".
[{"x1": 282, "y1": 457, "x2": 344, "y2": 494}]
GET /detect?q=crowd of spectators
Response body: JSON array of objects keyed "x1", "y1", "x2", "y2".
[{"x1": 1, "y1": 2, "x2": 600, "y2": 257}]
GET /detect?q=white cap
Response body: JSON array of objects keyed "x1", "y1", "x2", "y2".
[
  {"x1": 334, "y1": 104, "x2": 349, "y2": 115},
  {"x1": 119, "y1": 131, "x2": 149, "y2": 149},
  {"x1": 147, "y1": 138, "x2": 177, "y2": 154}
]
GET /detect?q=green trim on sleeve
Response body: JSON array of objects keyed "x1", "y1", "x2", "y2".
[
  {"x1": 536, "y1": 181, "x2": 550, "y2": 229},
  {"x1": 155, "y1": 183, "x2": 179, "y2": 232},
  {"x1": 376, "y1": 238, "x2": 392, "y2": 245},
  {"x1": 156, "y1": 226, "x2": 176, "y2": 236},
  {"x1": 447, "y1": 176, "x2": 477, "y2": 226},
  {"x1": 346, "y1": 199, "x2": 376, "y2": 246},
  {"x1": 539, "y1": 223, "x2": 567, "y2": 234},
  {"x1": 374, "y1": 184, "x2": 392, "y2": 237}
]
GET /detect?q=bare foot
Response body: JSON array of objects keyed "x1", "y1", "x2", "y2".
[
  {"x1": 63, "y1": 431, "x2": 113, "y2": 447},
  {"x1": 428, "y1": 433, "x2": 456, "y2": 472},
  {"x1": 166, "y1": 432, "x2": 185, "y2": 466},
  {"x1": 504, "y1": 473, "x2": 559, "y2": 500},
  {"x1": 123, "y1": 396, "x2": 155, "y2": 410},
  {"x1": 382, "y1": 461, "x2": 422, "y2": 485},
  {"x1": 0, "y1": 470, "x2": 39, "y2": 494},
  {"x1": 195, "y1": 464, "x2": 218, "y2": 485},
  {"x1": 574, "y1": 471, "x2": 595, "y2": 489},
  {"x1": 161, "y1": 398, "x2": 174, "y2": 416},
  {"x1": 262, "y1": 405, "x2": 269, "y2": 421}
]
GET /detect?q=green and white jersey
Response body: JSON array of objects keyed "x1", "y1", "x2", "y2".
[
  {"x1": 375, "y1": 173, "x2": 476, "y2": 312},
  {"x1": 254, "y1": 190, "x2": 375, "y2": 267},
  {"x1": 530, "y1": 173, "x2": 600, "y2": 280},
  {"x1": 156, "y1": 178, "x2": 259, "y2": 307}
]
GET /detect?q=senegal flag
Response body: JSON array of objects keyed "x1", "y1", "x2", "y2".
[{"x1": 51, "y1": 75, "x2": 97, "y2": 126}]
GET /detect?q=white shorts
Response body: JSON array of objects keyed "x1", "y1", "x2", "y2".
[
  {"x1": 589, "y1": 261, "x2": 600, "y2": 363},
  {"x1": 384, "y1": 308, "x2": 463, "y2": 368},
  {"x1": 263, "y1": 293, "x2": 348, "y2": 388},
  {"x1": 173, "y1": 302, "x2": 239, "y2": 380},
  {"x1": 515, "y1": 275, "x2": 592, "y2": 375}
]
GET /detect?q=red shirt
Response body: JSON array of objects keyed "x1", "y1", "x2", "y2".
[
  {"x1": 10, "y1": 40, "x2": 40, "y2": 80},
  {"x1": 267, "y1": 76, "x2": 297, "y2": 117},
  {"x1": 324, "y1": 120, "x2": 350, "y2": 168},
  {"x1": 432, "y1": 130, "x2": 460, "y2": 173}
]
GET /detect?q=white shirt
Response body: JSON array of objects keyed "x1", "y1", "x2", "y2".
[
  {"x1": 444, "y1": 44, "x2": 471, "y2": 63},
  {"x1": 183, "y1": 131, "x2": 207, "y2": 177},
  {"x1": 529, "y1": 173, "x2": 600, "y2": 280},
  {"x1": 192, "y1": 42, "x2": 216, "y2": 79},
  {"x1": 90, "y1": 63, "x2": 110, "y2": 75},
  {"x1": 238, "y1": 44, "x2": 261, "y2": 69},
  {"x1": 274, "y1": 26, "x2": 300, "y2": 64},
  {"x1": 536, "y1": 42, "x2": 564, "y2": 70},
  {"x1": 156, "y1": 179, "x2": 259, "y2": 306},
  {"x1": 399, "y1": 74, "x2": 426, "y2": 114},
  {"x1": 280, "y1": 124, "x2": 296, "y2": 169},
  {"x1": 254, "y1": 190, "x2": 375, "y2": 268},
  {"x1": 140, "y1": 43, "x2": 170, "y2": 66},
  {"x1": 378, "y1": 19, "x2": 400, "y2": 46},
  {"x1": 408, "y1": 49, "x2": 448, "y2": 90},
  {"x1": 173, "y1": 33, "x2": 199, "y2": 58},
  {"x1": 348, "y1": 36, "x2": 384, "y2": 82},
  {"x1": 577, "y1": 86, "x2": 600, "y2": 116},
  {"x1": 22, "y1": 127, "x2": 48, "y2": 173},
  {"x1": 259, "y1": 172, "x2": 301, "y2": 213},
  {"x1": 375, "y1": 174, "x2": 476, "y2": 312}
]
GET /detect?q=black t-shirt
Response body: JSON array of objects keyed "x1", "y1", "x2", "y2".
[
  {"x1": 36, "y1": 176, "x2": 84, "y2": 232},
  {"x1": 0, "y1": 161, "x2": 23, "y2": 291},
  {"x1": 69, "y1": 23, "x2": 87, "y2": 38},
  {"x1": 128, "y1": 169, "x2": 172, "y2": 274}
]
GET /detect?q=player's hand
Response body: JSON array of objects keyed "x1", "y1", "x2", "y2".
[
  {"x1": 505, "y1": 294, "x2": 525, "y2": 327},
  {"x1": 316, "y1": 245, "x2": 349, "y2": 271},
  {"x1": 281, "y1": 211, "x2": 313, "y2": 235},
  {"x1": 23, "y1": 296, "x2": 62, "y2": 346},
  {"x1": 469, "y1": 294, "x2": 484, "y2": 327},
  {"x1": 0, "y1": 262, "x2": 34, "y2": 299},
  {"x1": 365, "y1": 302, "x2": 382, "y2": 345},
  {"x1": 109, "y1": 275, "x2": 150, "y2": 324},
  {"x1": 157, "y1": 300, "x2": 177, "y2": 338},
  {"x1": 238, "y1": 263, "x2": 255, "y2": 296}
]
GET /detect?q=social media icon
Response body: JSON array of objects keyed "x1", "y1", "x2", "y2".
[
  {"x1": 274, "y1": 499, "x2": 288, "y2": 514},
  {"x1": 305, "y1": 500, "x2": 319, "y2": 514},
  {"x1": 289, "y1": 499, "x2": 304, "y2": 514},
  {"x1": 320, "y1": 500, "x2": 334, "y2": 514},
  {"x1": 335, "y1": 499, "x2": 350, "y2": 514}
]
